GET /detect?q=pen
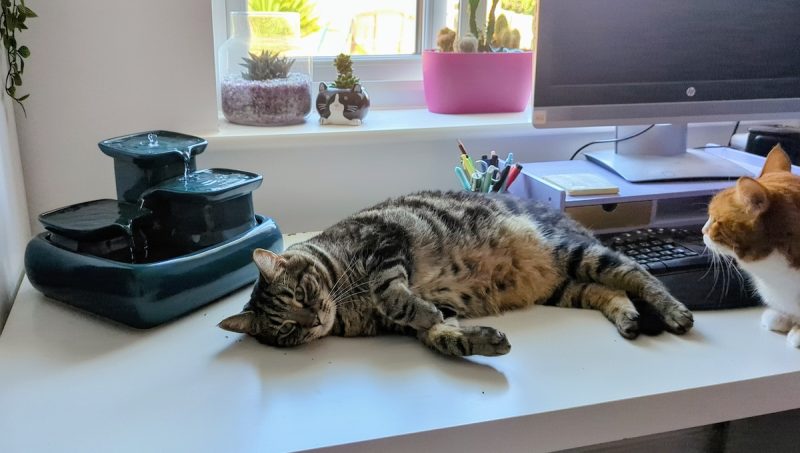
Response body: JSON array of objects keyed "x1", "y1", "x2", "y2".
[
  {"x1": 455, "y1": 166, "x2": 471, "y2": 191},
  {"x1": 457, "y1": 140, "x2": 476, "y2": 175},
  {"x1": 470, "y1": 172, "x2": 482, "y2": 192},
  {"x1": 505, "y1": 164, "x2": 523, "y2": 190},
  {"x1": 505, "y1": 152, "x2": 514, "y2": 167},
  {"x1": 489, "y1": 150, "x2": 499, "y2": 168},
  {"x1": 482, "y1": 165, "x2": 498, "y2": 192},
  {"x1": 492, "y1": 164, "x2": 512, "y2": 192}
]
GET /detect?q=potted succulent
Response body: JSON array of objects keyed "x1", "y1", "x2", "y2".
[
  {"x1": 220, "y1": 49, "x2": 312, "y2": 126},
  {"x1": 422, "y1": 0, "x2": 533, "y2": 114},
  {"x1": 316, "y1": 54, "x2": 370, "y2": 126}
]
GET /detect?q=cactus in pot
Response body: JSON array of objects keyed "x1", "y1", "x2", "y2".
[{"x1": 221, "y1": 49, "x2": 312, "y2": 126}]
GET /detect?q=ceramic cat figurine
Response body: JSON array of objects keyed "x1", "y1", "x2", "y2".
[
  {"x1": 220, "y1": 191, "x2": 693, "y2": 357},
  {"x1": 704, "y1": 145, "x2": 800, "y2": 347},
  {"x1": 316, "y1": 82, "x2": 370, "y2": 126}
]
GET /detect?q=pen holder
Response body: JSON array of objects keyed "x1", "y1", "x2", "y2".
[{"x1": 456, "y1": 158, "x2": 521, "y2": 194}]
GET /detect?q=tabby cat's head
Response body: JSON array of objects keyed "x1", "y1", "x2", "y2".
[
  {"x1": 218, "y1": 248, "x2": 335, "y2": 347},
  {"x1": 704, "y1": 145, "x2": 800, "y2": 264}
]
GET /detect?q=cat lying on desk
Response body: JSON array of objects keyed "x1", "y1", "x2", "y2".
[
  {"x1": 704, "y1": 145, "x2": 800, "y2": 347},
  {"x1": 220, "y1": 191, "x2": 694, "y2": 357}
]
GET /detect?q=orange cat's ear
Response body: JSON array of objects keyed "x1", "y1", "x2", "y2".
[
  {"x1": 736, "y1": 177, "x2": 770, "y2": 216},
  {"x1": 253, "y1": 248, "x2": 286, "y2": 277},
  {"x1": 759, "y1": 144, "x2": 792, "y2": 177}
]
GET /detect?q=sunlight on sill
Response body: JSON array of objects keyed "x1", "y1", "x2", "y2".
[{"x1": 205, "y1": 107, "x2": 544, "y2": 151}]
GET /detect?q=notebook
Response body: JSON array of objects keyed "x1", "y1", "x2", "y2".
[{"x1": 540, "y1": 173, "x2": 620, "y2": 196}]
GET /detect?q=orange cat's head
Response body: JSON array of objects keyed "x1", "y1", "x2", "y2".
[{"x1": 703, "y1": 145, "x2": 800, "y2": 266}]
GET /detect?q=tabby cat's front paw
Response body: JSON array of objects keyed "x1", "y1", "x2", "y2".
[
  {"x1": 409, "y1": 301, "x2": 445, "y2": 330},
  {"x1": 462, "y1": 326, "x2": 511, "y2": 356}
]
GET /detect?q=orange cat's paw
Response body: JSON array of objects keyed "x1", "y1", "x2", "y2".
[
  {"x1": 787, "y1": 326, "x2": 800, "y2": 348},
  {"x1": 762, "y1": 308, "x2": 793, "y2": 333}
]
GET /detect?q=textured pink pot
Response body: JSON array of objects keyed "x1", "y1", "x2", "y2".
[{"x1": 422, "y1": 50, "x2": 533, "y2": 114}]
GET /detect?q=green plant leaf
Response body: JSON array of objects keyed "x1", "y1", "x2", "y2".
[{"x1": 18, "y1": 44, "x2": 27, "y2": 57}]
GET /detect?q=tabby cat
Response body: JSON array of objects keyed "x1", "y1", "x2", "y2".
[
  {"x1": 220, "y1": 191, "x2": 694, "y2": 356},
  {"x1": 704, "y1": 145, "x2": 800, "y2": 347}
]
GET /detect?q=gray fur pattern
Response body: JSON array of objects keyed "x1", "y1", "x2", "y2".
[{"x1": 219, "y1": 191, "x2": 694, "y2": 357}]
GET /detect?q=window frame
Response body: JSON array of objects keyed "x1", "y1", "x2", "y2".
[{"x1": 213, "y1": 0, "x2": 483, "y2": 108}]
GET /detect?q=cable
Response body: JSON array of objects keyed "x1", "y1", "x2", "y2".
[
  {"x1": 569, "y1": 124, "x2": 655, "y2": 160},
  {"x1": 727, "y1": 121, "x2": 740, "y2": 146},
  {"x1": 692, "y1": 120, "x2": 742, "y2": 150}
]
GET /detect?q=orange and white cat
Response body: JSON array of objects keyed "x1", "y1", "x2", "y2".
[{"x1": 703, "y1": 145, "x2": 800, "y2": 347}]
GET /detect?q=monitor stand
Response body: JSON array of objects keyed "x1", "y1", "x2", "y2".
[{"x1": 584, "y1": 124, "x2": 753, "y2": 182}]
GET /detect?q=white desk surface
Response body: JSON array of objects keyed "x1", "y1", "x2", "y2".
[{"x1": 3, "y1": 234, "x2": 800, "y2": 453}]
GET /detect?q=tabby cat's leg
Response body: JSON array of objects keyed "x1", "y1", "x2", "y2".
[
  {"x1": 545, "y1": 281, "x2": 641, "y2": 338},
  {"x1": 371, "y1": 277, "x2": 444, "y2": 330},
  {"x1": 416, "y1": 318, "x2": 511, "y2": 357},
  {"x1": 576, "y1": 245, "x2": 694, "y2": 334}
]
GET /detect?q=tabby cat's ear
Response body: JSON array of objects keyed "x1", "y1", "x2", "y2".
[
  {"x1": 319, "y1": 82, "x2": 328, "y2": 92},
  {"x1": 736, "y1": 177, "x2": 770, "y2": 215},
  {"x1": 253, "y1": 248, "x2": 285, "y2": 277},
  {"x1": 353, "y1": 83, "x2": 362, "y2": 93},
  {"x1": 218, "y1": 311, "x2": 257, "y2": 334},
  {"x1": 759, "y1": 144, "x2": 792, "y2": 177}
]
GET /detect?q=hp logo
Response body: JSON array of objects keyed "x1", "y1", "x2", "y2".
[{"x1": 686, "y1": 87, "x2": 696, "y2": 97}]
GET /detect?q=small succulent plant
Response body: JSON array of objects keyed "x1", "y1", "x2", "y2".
[
  {"x1": 240, "y1": 50, "x2": 295, "y2": 81},
  {"x1": 331, "y1": 53, "x2": 360, "y2": 89}
]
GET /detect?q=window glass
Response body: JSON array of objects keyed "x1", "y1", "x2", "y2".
[
  {"x1": 248, "y1": 0, "x2": 420, "y2": 56},
  {"x1": 478, "y1": 0, "x2": 536, "y2": 50}
]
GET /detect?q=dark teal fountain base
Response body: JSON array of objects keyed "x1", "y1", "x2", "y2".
[{"x1": 25, "y1": 215, "x2": 282, "y2": 328}]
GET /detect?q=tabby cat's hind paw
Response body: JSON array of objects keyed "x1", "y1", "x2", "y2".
[
  {"x1": 662, "y1": 304, "x2": 694, "y2": 334},
  {"x1": 615, "y1": 311, "x2": 640, "y2": 339}
]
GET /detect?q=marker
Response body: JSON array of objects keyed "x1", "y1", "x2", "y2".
[
  {"x1": 504, "y1": 164, "x2": 523, "y2": 190},
  {"x1": 505, "y1": 152, "x2": 514, "y2": 167},
  {"x1": 460, "y1": 154, "x2": 475, "y2": 175},
  {"x1": 492, "y1": 164, "x2": 512, "y2": 192},
  {"x1": 455, "y1": 166, "x2": 471, "y2": 191}
]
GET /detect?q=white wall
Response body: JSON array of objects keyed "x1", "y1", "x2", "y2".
[
  {"x1": 17, "y1": 0, "x2": 219, "y2": 233},
  {"x1": 15, "y1": 1, "x2": 746, "y2": 237},
  {"x1": 0, "y1": 91, "x2": 30, "y2": 332}
]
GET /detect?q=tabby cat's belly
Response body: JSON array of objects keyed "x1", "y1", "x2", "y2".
[{"x1": 411, "y1": 220, "x2": 561, "y2": 318}]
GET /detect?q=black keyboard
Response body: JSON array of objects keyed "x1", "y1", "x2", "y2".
[{"x1": 597, "y1": 225, "x2": 762, "y2": 310}]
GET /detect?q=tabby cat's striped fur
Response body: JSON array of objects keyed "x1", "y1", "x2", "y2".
[{"x1": 220, "y1": 191, "x2": 694, "y2": 357}]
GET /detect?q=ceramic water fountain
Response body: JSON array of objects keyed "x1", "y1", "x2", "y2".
[{"x1": 25, "y1": 130, "x2": 283, "y2": 328}]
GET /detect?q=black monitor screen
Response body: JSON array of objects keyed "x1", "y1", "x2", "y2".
[{"x1": 535, "y1": 0, "x2": 800, "y2": 107}]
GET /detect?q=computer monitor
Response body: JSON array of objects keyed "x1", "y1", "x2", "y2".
[{"x1": 533, "y1": 0, "x2": 800, "y2": 182}]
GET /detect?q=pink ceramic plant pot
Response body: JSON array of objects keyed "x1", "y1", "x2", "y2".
[{"x1": 422, "y1": 50, "x2": 533, "y2": 114}]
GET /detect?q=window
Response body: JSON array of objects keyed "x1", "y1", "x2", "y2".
[{"x1": 214, "y1": 1, "x2": 535, "y2": 108}]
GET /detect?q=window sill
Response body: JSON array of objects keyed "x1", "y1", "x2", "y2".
[{"x1": 204, "y1": 107, "x2": 609, "y2": 152}]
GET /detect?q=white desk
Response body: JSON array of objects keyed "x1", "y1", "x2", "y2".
[{"x1": 2, "y1": 234, "x2": 800, "y2": 453}]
